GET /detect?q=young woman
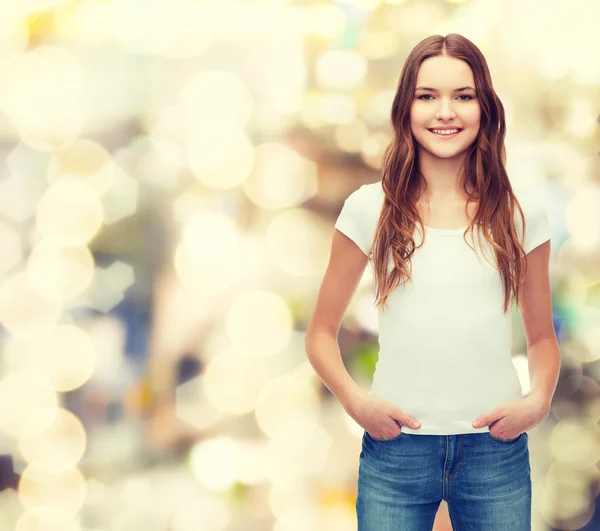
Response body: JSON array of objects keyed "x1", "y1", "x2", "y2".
[{"x1": 305, "y1": 34, "x2": 560, "y2": 531}]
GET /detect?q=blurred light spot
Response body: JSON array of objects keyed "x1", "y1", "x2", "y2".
[
  {"x1": 189, "y1": 437, "x2": 240, "y2": 492},
  {"x1": 175, "y1": 375, "x2": 226, "y2": 430},
  {"x1": 266, "y1": 208, "x2": 329, "y2": 276},
  {"x1": 100, "y1": 165, "x2": 138, "y2": 224},
  {"x1": 83, "y1": 316, "x2": 126, "y2": 386},
  {"x1": 334, "y1": 120, "x2": 370, "y2": 153},
  {"x1": 0, "y1": 45, "x2": 83, "y2": 151},
  {"x1": 363, "y1": 89, "x2": 395, "y2": 126},
  {"x1": 27, "y1": 243, "x2": 94, "y2": 301},
  {"x1": 0, "y1": 221, "x2": 23, "y2": 275},
  {"x1": 342, "y1": 407, "x2": 366, "y2": 439},
  {"x1": 84, "y1": 477, "x2": 106, "y2": 507},
  {"x1": 0, "y1": 16, "x2": 28, "y2": 60},
  {"x1": 153, "y1": 2, "x2": 212, "y2": 58},
  {"x1": 305, "y1": 4, "x2": 346, "y2": 38},
  {"x1": 179, "y1": 70, "x2": 253, "y2": 130},
  {"x1": 171, "y1": 495, "x2": 230, "y2": 531},
  {"x1": 0, "y1": 272, "x2": 63, "y2": 336},
  {"x1": 44, "y1": 0, "x2": 75, "y2": 8},
  {"x1": 174, "y1": 244, "x2": 238, "y2": 294},
  {"x1": 0, "y1": 486, "x2": 21, "y2": 528},
  {"x1": 54, "y1": 0, "x2": 112, "y2": 43},
  {"x1": 150, "y1": 133, "x2": 183, "y2": 175},
  {"x1": 111, "y1": 0, "x2": 209, "y2": 59},
  {"x1": 146, "y1": 103, "x2": 186, "y2": 142},
  {"x1": 0, "y1": 372, "x2": 59, "y2": 438},
  {"x1": 187, "y1": 125, "x2": 254, "y2": 190},
  {"x1": 36, "y1": 180, "x2": 103, "y2": 246},
  {"x1": 120, "y1": 477, "x2": 151, "y2": 504},
  {"x1": 385, "y1": 1, "x2": 444, "y2": 35},
  {"x1": 564, "y1": 185, "x2": 600, "y2": 251},
  {"x1": 242, "y1": 142, "x2": 318, "y2": 210},
  {"x1": 352, "y1": 0, "x2": 381, "y2": 8},
  {"x1": 299, "y1": 91, "x2": 327, "y2": 129},
  {"x1": 181, "y1": 212, "x2": 237, "y2": 265},
  {"x1": 5, "y1": 323, "x2": 96, "y2": 392},
  {"x1": 244, "y1": 36, "x2": 304, "y2": 115},
  {"x1": 319, "y1": 506, "x2": 357, "y2": 531},
  {"x1": 273, "y1": 506, "x2": 319, "y2": 531},
  {"x1": 171, "y1": 192, "x2": 206, "y2": 224},
  {"x1": 83, "y1": 423, "x2": 138, "y2": 470},
  {"x1": 565, "y1": 97, "x2": 598, "y2": 138},
  {"x1": 18, "y1": 408, "x2": 87, "y2": 473},
  {"x1": 549, "y1": 418, "x2": 597, "y2": 465},
  {"x1": 512, "y1": 354, "x2": 531, "y2": 396},
  {"x1": 203, "y1": 349, "x2": 270, "y2": 414},
  {"x1": 255, "y1": 373, "x2": 320, "y2": 438},
  {"x1": 18, "y1": 465, "x2": 86, "y2": 517},
  {"x1": 580, "y1": 307, "x2": 600, "y2": 360},
  {"x1": 80, "y1": 261, "x2": 134, "y2": 313},
  {"x1": 316, "y1": 93, "x2": 357, "y2": 125},
  {"x1": 150, "y1": 0, "x2": 292, "y2": 38},
  {"x1": 6, "y1": 140, "x2": 50, "y2": 176},
  {"x1": 110, "y1": 507, "x2": 169, "y2": 531},
  {"x1": 47, "y1": 138, "x2": 115, "y2": 197},
  {"x1": 356, "y1": 29, "x2": 400, "y2": 59},
  {"x1": 226, "y1": 290, "x2": 292, "y2": 357},
  {"x1": 114, "y1": 134, "x2": 182, "y2": 190},
  {"x1": 235, "y1": 439, "x2": 268, "y2": 486},
  {"x1": 263, "y1": 424, "x2": 333, "y2": 488},
  {"x1": 538, "y1": 461, "x2": 596, "y2": 529},
  {"x1": 315, "y1": 50, "x2": 367, "y2": 90},
  {"x1": 361, "y1": 132, "x2": 391, "y2": 169},
  {"x1": 0, "y1": 174, "x2": 43, "y2": 224},
  {"x1": 16, "y1": 510, "x2": 81, "y2": 531}
]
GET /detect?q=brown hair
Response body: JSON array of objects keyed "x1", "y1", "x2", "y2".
[{"x1": 369, "y1": 33, "x2": 528, "y2": 314}]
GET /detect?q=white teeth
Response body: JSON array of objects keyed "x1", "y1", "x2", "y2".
[{"x1": 431, "y1": 129, "x2": 460, "y2": 135}]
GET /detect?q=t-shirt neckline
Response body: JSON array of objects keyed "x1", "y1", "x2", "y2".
[{"x1": 422, "y1": 223, "x2": 468, "y2": 234}]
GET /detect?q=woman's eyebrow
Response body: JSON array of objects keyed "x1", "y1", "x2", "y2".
[{"x1": 415, "y1": 86, "x2": 475, "y2": 92}]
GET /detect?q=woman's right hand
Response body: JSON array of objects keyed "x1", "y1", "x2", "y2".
[{"x1": 345, "y1": 390, "x2": 421, "y2": 439}]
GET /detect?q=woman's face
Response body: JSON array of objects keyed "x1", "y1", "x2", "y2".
[{"x1": 410, "y1": 55, "x2": 481, "y2": 159}]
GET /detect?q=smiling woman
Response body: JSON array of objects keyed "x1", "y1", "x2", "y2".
[
  {"x1": 409, "y1": 56, "x2": 481, "y2": 170},
  {"x1": 306, "y1": 32, "x2": 558, "y2": 531}
]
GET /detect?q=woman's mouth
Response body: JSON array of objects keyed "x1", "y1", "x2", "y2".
[{"x1": 428, "y1": 128, "x2": 463, "y2": 138}]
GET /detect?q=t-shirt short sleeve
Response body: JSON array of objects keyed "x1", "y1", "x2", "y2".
[
  {"x1": 334, "y1": 185, "x2": 371, "y2": 256},
  {"x1": 516, "y1": 188, "x2": 551, "y2": 254}
]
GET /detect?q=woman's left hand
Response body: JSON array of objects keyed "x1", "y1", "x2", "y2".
[{"x1": 472, "y1": 395, "x2": 551, "y2": 440}]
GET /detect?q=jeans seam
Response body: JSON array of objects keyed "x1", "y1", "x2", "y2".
[
  {"x1": 446, "y1": 435, "x2": 464, "y2": 479},
  {"x1": 368, "y1": 431, "x2": 404, "y2": 443}
]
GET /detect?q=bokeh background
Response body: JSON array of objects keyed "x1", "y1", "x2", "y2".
[{"x1": 0, "y1": 0, "x2": 598, "y2": 530}]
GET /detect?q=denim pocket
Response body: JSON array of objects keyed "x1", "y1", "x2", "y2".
[
  {"x1": 488, "y1": 431, "x2": 523, "y2": 443},
  {"x1": 367, "y1": 430, "x2": 404, "y2": 442}
]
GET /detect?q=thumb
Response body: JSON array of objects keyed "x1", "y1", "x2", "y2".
[
  {"x1": 392, "y1": 408, "x2": 421, "y2": 429},
  {"x1": 473, "y1": 410, "x2": 497, "y2": 427}
]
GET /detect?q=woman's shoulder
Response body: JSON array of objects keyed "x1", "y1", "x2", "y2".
[
  {"x1": 351, "y1": 180, "x2": 384, "y2": 204},
  {"x1": 511, "y1": 183, "x2": 551, "y2": 253},
  {"x1": 339, "y1": 180, "x2": 383, "y2": 213}
]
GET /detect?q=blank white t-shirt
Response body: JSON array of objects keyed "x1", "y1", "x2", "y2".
[{"x1": 334, "y1": 181, "x2": 551, "y2": 435}]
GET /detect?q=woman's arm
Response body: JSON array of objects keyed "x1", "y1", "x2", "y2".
[
  {"x1": 305, "y1": 229, "x2": 369, "y2": 412},
  {"x1": 518, "y1": 240, "x2": 560, "y2": 408}
]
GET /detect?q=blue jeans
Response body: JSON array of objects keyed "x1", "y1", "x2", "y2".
[{"x1": 357, "y1": 430, "x2": 531, "y2": 530}]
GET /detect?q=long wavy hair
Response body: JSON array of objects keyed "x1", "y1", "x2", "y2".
[{"x1": 369, "y1": 33, "x2": 528, "y2": 314}]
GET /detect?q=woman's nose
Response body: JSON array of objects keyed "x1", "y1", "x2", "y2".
[{"x1": 436, "y1": 99, "x2": 456, "y2": 119}]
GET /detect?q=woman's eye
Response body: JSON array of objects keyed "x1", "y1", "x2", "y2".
[{"x1": 417, "y1": 95, "x2": 473, "y2": 100}]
